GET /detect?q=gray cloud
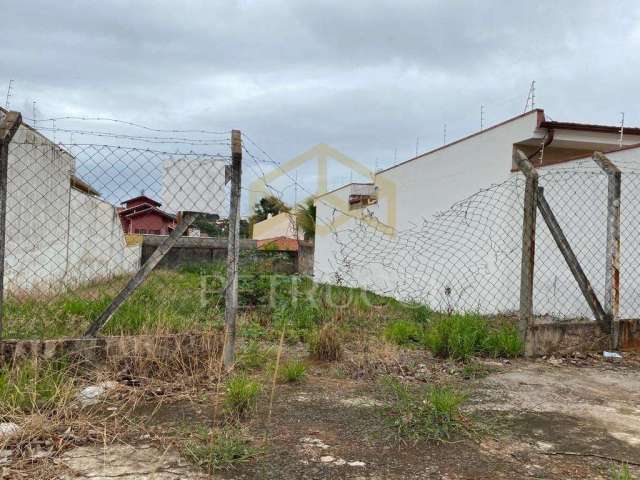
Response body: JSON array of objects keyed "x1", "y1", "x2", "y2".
[{"x1": 2, "y1": 0, "x2": 639, "y2": 211}]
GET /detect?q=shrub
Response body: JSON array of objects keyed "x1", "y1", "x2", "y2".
[
  {"x1": 382, "y1": 377, "x2": 468, "y2": 441},
  {"x1": 224, "y1": 375, "x2": 261, "y2": 418},
  {"x1": 308, "y1": 324, "x2": 342, "y2": 361},
  {"x1": 383, "y1": 320, "x2": 423, "y2": 346},
  {"x1": 184, "y1": 427, "x2": 256, "y2": 471},
  {"x1": 279, "y1": 359, "x2": 307, "y2": 383}
]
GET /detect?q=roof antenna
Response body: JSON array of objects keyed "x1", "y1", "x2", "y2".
[
  {"x1": 524, "y1": 80, "x2": 536, "y2": 113},
  {"x1": 32, "y1": 101, "x2": 37, "y2": 128},
  {"x1": 619, "y1": 112, "x2": 625, "y2": 148},
  {"x1": 415, "y1": 136, "x2": 419, "y2": 156},
  {"x1": 443, "y1": 123, "x2": 447, "y2": 145},
  {"x1": 480, "y1": 105, "x2": 485, "y2": 130},
  {"x1": 4, "y1": 80, "x2": 13, "y2": 109}
]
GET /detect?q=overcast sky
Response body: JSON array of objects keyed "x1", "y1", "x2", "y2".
[{"x1": 2, "y1": 1, "x2": 639, "y2": 211}]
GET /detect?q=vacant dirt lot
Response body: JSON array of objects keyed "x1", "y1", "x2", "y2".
[{"x1": 16, "y1": 354, "x2": 635, "y2": 480}]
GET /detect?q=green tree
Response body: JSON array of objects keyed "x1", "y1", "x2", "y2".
[
  {"x1": 294, "y1": 197, "x2": 316, "y2": 241},
  {"x1": 249, "y1": 196, "x2": 290, "y2": 224}
]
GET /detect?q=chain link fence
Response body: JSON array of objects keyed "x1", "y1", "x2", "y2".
[
  {"x1": 0, "y1": 112, "x2": 235, "y2": 340},
  {"x1": 315, "y1": 150, "x2": 639, "y2": 338}
]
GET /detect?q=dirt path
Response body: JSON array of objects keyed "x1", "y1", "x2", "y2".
[{"x1": 50, "y1": 359, "x2": 640, "y2": 479}]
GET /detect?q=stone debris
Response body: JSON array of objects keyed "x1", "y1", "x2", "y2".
[
  {"x1": 57, "y1": 444, "x2": 207, "y2": 479},
  {"x1": 77, "y1": 381, "x2": 119, "y2": 406},
  {"x1": 348, "y1": 460, "x2": 366, "y2": 467},
  {"x1": 320, "y1": 455, "x2": 335, "y2": 463},
  {"x1": 339, "y1": 397, "x2": 384, "y2": 408},
  {"x1": 0, "y1": 449, "x2": 12, "y2": 465},
  {"x1": 0, "y1": 422, "x2": 21, "y2": 441},
  {"x1": 299, "y1": 437, "x2": 330, "y2": 449}
]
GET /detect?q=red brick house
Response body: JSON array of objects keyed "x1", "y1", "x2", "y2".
[{"x1": 118, "y1": 195, "x2": 176, "y2": 235}]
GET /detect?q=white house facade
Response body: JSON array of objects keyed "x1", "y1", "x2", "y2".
[{"x1": 314, "y1": 110, "x2": 640, "y2": 319}]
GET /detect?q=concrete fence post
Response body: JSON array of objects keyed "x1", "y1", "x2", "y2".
[
  {"x1": 222, "y1": 130, "x2": 242, "y2": 369},
  {"x1": 0, "y1": 112, "x2": 22, "y2": 339},
  {"x1": 513, "y1": 149, "x2": 538, "y2": 347},
  {"x1": 593, "y1": 152, "x2": 621, "y2": 348}
]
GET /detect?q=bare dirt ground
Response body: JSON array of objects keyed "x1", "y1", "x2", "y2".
[{"x1": 39, "y1": 354, "x2": 640, "y2": 480}]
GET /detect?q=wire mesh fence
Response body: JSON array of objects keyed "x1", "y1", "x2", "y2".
[
  {"x1": 312, "y1": 153, "x2": 640, "y2": 329},
  {"x1": 1, "y1": 113, "x2": 233, "y2": 339}
]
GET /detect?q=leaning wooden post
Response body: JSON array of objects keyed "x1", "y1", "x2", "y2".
[
  {"x1": 536, "y1": 188, "x2": 610, "y2": 332},
  {"x1": 84, "y1": 212, "x2": 197, "y2": 337},
  {"x1": 513, "y1": 149, "x2": 538, "y2": 347},
  {"x1": 0, "y1": 112, "x2": 22, "y2": 339},
  {"x1": 222, "y1": 130, "x2": 242, "y2": 368},
  {"x1": 593, "y1": 152, "x2": 621, "y2": 348}
]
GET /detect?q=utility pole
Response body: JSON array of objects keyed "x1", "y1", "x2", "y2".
[
  {"x1": 443, "y1": 123, "x2": 447, "y2": 145},
  {"x1": 415, "y1": 137, "x2": 419, "y2": 156},
  {"x1": 480, "y1": 105, "x2": 485, "y2": 131},
  {"x1": 619, "y1": 112, "x2": 625, "y2": 148}
]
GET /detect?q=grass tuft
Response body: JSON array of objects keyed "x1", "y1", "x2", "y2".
[
  {"x1": 382, "y1": 377, "x2": 469, "y2": 442},
  {"x1": 184, "y1": 427, "x2": 257, "y2": 471},
  {"x1": 0, "y1": 358, "x2": 73, "y2": 413},
  {"x1": 237, "y1": 341, "x2": 273, "y2": 371},
  {"x1": 223, "y1": 375, "x2": 261, "y2": 419},
  {"x1": 424, "y1": 314, "x2": 523, "y2": 360},
  {"x1": 383, "y1": 320, "x2": 423, "y2": 346},
  {"x1": 279, "y1": 359, "x2": 307, "y2": 383},
  {"x1": 611, "y1": 464, "x2": 633, "y2": 480},
  {"x1": 309, "y1": 324, "x2": 342, "y2": 361}
]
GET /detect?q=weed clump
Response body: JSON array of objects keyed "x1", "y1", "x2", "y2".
[
  {"x1": 184, "y1": 427, "x2": 256, "y2": 471},
  {"x1": 610, "y1": 463, "x2": 633, "y2": 480},
  {"x1": 279, "y1": 359, "x2": 307, "y2": 383},
  {"x1": 224, "y1": 375, "x2": 261, "y2": 419},
  {"x1": 0, "y1": 359, "x2": 73, "y2": 412},
  {"x1": 424, "y1": 314, "x2": 523, "y2": 360},
  {"x1": 237, "y1": 341, "x2": 273, "y2": 371},
  {"x1": 383, "y1": 320, "x2": 423, "y2": 346},
  {"x1": 382, "y1": 377, "x2": 468, "y2": 441},
  {"x1": 309, "y1": 324, "x2": 342, "y2": 361}
]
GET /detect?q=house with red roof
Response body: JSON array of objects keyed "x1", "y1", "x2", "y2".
[{"x1": 118, "y1": 195, "x2": 177, "y2": 235}]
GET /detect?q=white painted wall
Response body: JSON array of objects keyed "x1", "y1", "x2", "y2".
[
  {"x1": 4, "y1": 125, "x2": 140, "y2": 294},
  {"x1": 314, "y1": 111, "x2": 640, "y2": 320}
]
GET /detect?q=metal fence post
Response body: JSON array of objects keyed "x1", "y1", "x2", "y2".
[
  {"x1": 0, "y1": 112, "x2": 22, "y2": 339},
  {"x1": 593, "y1": 152, "x2": 621, "y2": 348},
  {"x1": 223, "y1": 130, "x2": 242, "y2": 368},
  {"x1": 513, "y1": 149, "x2": 538, "y2": 346}
]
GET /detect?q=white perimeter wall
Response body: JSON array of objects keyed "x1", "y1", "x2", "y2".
[{"x1": 4, "y1": 125, "x2": 140, "y2": 294}]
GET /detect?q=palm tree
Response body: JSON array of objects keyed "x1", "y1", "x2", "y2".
[{"x1": 295, "y1": 197, "x2": 316, "y2": 241}]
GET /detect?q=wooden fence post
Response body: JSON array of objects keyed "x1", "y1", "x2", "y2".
[
  {"x1": 593, "y1": 152, "x2": 621, "y2": 348},
  {"x1": 513, "y1": 149, "x2": 538, "y2": 346},
  {"x1": 222, "y1": 130, "x2": 242, "y2": 368},
  {"x1": 0, "y1": 112, "x2": 22, "y2": 339}
]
